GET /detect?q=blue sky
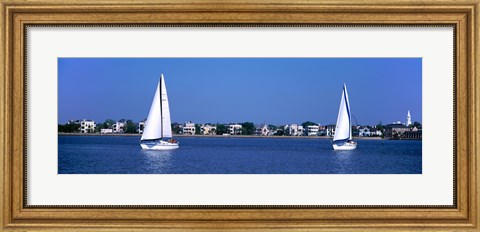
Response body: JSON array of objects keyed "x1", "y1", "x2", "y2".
[{"x1": 58, "y1": 58, "x2": 422, "y2": 125}]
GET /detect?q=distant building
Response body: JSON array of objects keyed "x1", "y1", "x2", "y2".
[
  {"x1": 306, "y1": 125, "x2": 320, "y2": 136},
  {"x1": 79, "y1": 119, "x2": 96, "y2": 133},
  {"x1": 229, "y1": 124, "x2": 242, "y2": 135},
  {"x1": 183, "y1": 121, "x2": 196, "y2": 135},
  {"x1": 404, "y1": 129, "x2": 422, "y2": 139},
  {"x1": 384, "y1": 123, "x2": 415, "y2": 139},
  {"x1": 101, "y1": 128, "x2": 113, "y2": 134},
  {"x1": 287, "y1": 124, "x2": 304, "y2": 136},
  {"x1": 370, "y1": 127, "x2": 383, "y2": 137},
  {"x1": 317, "y1": 125, "x2": 326, "y2": 136},
  {"x1": 406, "y1": 110, "x2": 412, "y2": 126},
  {"x1": 358, "y1": 127, "x2": 371, "y2": 137},
  {"x1": 325, "y1": 124, "x2": 336, "y2": 137},
  {"x1": 201, "y1": 124, "x2": 216, "y2": 135},
  {"x1": 112, "y1": 120, "x2": 125, "y2": 133},
  {"x1": 138, "y1": 121, "x2": 146, "y2": 134},
  {"x1": 403, "y1": 126, "x2": 421, "y2": 139},
  {"x1": 255, "y1": 124, "x2": 270, "y2": 136}
]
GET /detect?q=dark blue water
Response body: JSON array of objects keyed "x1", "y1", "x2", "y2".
[{"x1": 58, "y1": 136, "x2": 422, "y2": 174}]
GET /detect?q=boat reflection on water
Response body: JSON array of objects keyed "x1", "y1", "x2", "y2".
[
  {"x1": 140, "y1": 149, "x2": 174, "y2": 173},
  {"x1": 331, "y1": 150, "x2": 354, "y2": 173}
]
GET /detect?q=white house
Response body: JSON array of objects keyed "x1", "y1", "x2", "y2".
[
  {"x1": 101, "y1": 128, "x2": 113, "y2": 134},
  {"x1": 112, "y1": 121, "x2": 125, "y2": 133},
  {"x1": 229, "y1": 124, "x2": 242, "y2": 135},
  {"x1": 324, "y1": 124, "x2": 336, "y2": 137},
  {"x1": 138, "y1": 121, "x2": 146, "y2": 134},
  {"x1": 255, "y1": 124, "x2": 270, "y2": 136},
  {"x1": 358, "y1": 127, "x2": 371, "y2": 137},
  {"x1": 306, "y1": 125, "x2": 320, "y2": 136},
  {"x1": 201, "y1": 124, "x2": 216, "y2": 135},
  {"x1": 288, "y1": 124, "x2": 304, "y2": 136},
  {"x1": 183, "y1": 121, "x2": 196, "y2": 135},
  {"x1": 80, "y1": 119, "x2": 96, "y2": 133}
]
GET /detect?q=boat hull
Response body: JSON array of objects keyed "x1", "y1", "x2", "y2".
[
  {"x1": 332, "y1": 140, "x2": 357, "y2": 150},
  {"x1": 140, "y1": 140, "x2": 179, "y2": 150}
]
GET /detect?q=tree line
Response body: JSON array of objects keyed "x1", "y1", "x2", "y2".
[{"x1": 59, "y1": 119, "x2": 423, "y2": 135}]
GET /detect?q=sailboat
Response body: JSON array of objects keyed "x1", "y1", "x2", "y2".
[
  {"x1": 140, "y1": 74, "x2": 179, "y2": 150},
  {"x1": 332, "y1": 83, "x2": 357, "y2": 150}
]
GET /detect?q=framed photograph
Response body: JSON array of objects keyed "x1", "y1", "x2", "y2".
[{"x1": 1, "y1": 0, "x2": 479, "y2": 231}]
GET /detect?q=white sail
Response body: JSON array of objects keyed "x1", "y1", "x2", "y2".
[
  {"x1": 333, "y1": 84, "x2": 352, "y2": 142},
  {"x1": 140, "y1": 74, "x2": 173, "y2": 140},
  {"x1": 141, "y1": 79, "x2": 163, "y2": 141},
  {"x1": 160, "y1": 74, "x2": 172, "y2": 138}
]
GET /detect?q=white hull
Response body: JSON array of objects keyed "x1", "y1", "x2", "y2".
[
  {"x1": 332, "y1": 141, "x2": 357, "y2": 150},
  {"x1": 140, "y1": 140, "x2": 179, "y2": 150}
]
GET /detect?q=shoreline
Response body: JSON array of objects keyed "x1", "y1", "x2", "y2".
[{"x1": 57, "y1": 133, "x2": 390, "y2": 140}]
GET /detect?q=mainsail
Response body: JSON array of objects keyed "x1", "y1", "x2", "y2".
[
  {"x1": 160, "y1": 74, "x2": 172, "y2": 138},
  {"x1": 141, "y1": 74, "x2": 172, "y2": 140},
  {"x1": 333, "y1": 83, "x2": 352, "y2": 142}
]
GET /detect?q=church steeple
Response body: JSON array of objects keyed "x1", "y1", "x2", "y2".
[{"x1": 406, "y1": 110, "x2": 412, "y2": 126}]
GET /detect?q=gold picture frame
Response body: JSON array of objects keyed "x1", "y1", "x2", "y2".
[{"x1": 1, "y1": 0, "x2": 479, "y2": 230}]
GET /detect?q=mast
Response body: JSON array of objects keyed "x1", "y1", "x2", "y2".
[
  {"x1": 160, "y1": 74, "x2": 163, "y2": 139},
  {"x1": 344, "y1": 83, "x2": 352, "y2": 140}
]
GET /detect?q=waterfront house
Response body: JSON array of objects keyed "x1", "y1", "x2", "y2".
[
  {"x1": 317, "y1": 125, "x2": 326, "y2": 136},
  {"x1": 358, "y1": 127, "x2": 371, "y2": 137},
  {"x1": 101, "y1": 128, "x2": 113, "y2": 134},
  {"x1": 288, "y1": 124, "x2": 304, "y2": 136},
  {"x1": 183, "y1": 121, "x2": 196, "y2": 135},
  {"x1": 138, "y1": 121, "x2": 146, "y2": 134},
  {"x1": 254, "y1": 124, "x2": 270, "y2": 136},
  {"x1": 112, "y1": 120, "x2": 125, "y2": 133},
  {"x1": 79, "y1": 119, "x2": 96, "y2": 133},
  {"x1": 229, "y1": 124, "x2": 242, "y2": 135},
  {"x1": 370, "y1": 128, "x2": 383, "y2": 137},
  {"x1": 384, "y1": 123, "x2": 411, "y2": 139},
  {"x1": 404, "y1": 127, "x2": 422, "y2": 139},
  {"x1": 201, "y1": 124, "x2": 216, "y2": 135},
  {"x1": 306, "y1": 125, "x2": 320, "y2": 136},
  {"x1": 325, "y1": 124, "x2": 336, "y2": 137}
]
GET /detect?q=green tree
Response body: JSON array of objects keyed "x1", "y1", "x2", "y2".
[
  {"x1": 172, "y1": 123, "x2": 182, "y2": 134},
  {"x1": 411, "y1": 121, "x2": 422, "y2": 129},
  {"x1": 124, "y1": 120, "x2": 137, "y2": 134},
  {"x1": 268, "y1": 124, "x2": 278, "y2": 131},
  {"x1": 103, "y1": 119, "x2": 115, "y2": 129},
  {"x1": 301, "y1": 121, "x2": 318, "y2": 128},
  {"x1": 352, "y1": 126, "x2": 359, "y2": 136},
  {"x1": 195, "y1": 124, "x2": 201, "y2": 135},
  {"x1": 375, "y1": 123, "x2": 385, "y2": 131},
  {"x1": 58, "y1": 123, "x2": 80, "y2": 133},
  {"x1": 95, "y1": 123, "x2": 103, "y2": 133},
  {"x1": 274, "y1": 127, "x2": 285, "y2": 136},
  {"x1": 216, "y1": 124, "x2": 228, "y2": 135},
  {"x1": 241, "y1": 122, "x2": 255, "y2": 135},
  {"x1": 68, "y1": 123, "x2": 80, "y2": 132}
]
